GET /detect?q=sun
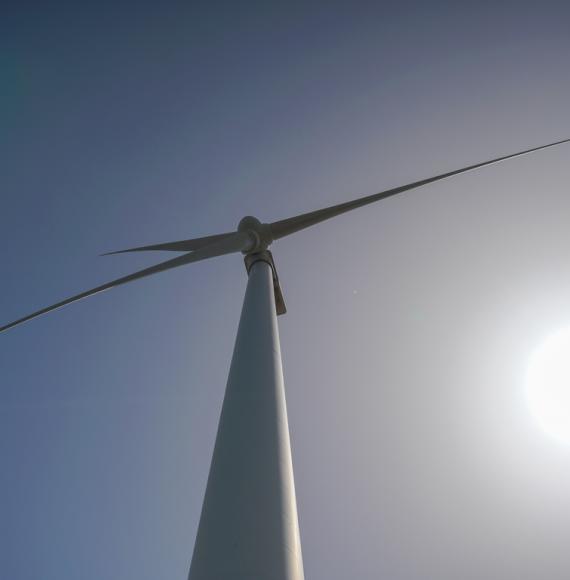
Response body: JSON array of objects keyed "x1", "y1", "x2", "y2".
[{"x1": 527, "y1": 327, "x2": 570, "y2": 443}]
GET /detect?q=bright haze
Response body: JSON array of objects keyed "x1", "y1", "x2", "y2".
[{"x1": 2, "y1": 3, "x2": 570, "y2": 579}]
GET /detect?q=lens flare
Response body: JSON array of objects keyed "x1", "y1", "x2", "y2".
[{"x1": 527, "y1": 327, "x2": 570, "y2": 443}]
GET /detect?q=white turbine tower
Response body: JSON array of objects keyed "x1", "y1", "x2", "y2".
[{"x1": 2, "y1": 138, "x2": 569, "y2": 579}]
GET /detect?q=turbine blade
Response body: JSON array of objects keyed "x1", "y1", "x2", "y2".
[
  {"x1": 1, "y1": 232, "x2": 251, "y2": 334},
  {"x1": 270, "y1": 137, "x2": 570, "y2": 239},
  {"x1": 102, "y1": 232, "x2": 234, "y2": 255}
]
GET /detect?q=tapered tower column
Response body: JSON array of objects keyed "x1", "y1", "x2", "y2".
[{"x1": 189, "y1": 257, "x2": 304, "y2": 580}]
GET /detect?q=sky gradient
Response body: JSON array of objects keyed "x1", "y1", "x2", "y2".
[{"x1": 2, "y1": 2, "x2": 570, "y2": 579}]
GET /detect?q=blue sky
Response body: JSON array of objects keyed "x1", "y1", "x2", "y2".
[{"x1": 2, "y1": 2, "x2": 570, "y2": 579}]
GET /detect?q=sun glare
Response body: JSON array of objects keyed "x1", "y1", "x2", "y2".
[{"x1": 527, "y1": 327, "x2": 570, "y2": 444}]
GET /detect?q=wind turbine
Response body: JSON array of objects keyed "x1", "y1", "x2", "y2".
[{"x1": 2, "y1": 138, "x2": 569, "y2": 580}]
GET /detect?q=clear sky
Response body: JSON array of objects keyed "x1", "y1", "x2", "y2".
[{"x1": 2, "y1": 2, "x2": 570, "y2": 579}]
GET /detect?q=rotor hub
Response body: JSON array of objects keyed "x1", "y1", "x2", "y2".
[{"x1": 238, "y1": 215, "x2": 273, "y2": 254}]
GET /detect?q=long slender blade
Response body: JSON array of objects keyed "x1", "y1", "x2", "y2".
[
  {"x1": 102, "y1": 232, "x2": 234, "y2": 255},
  {"x1": 270, "y1": 138, "x2": 570, "y2": 239},
  {"x1": 1, "y1": 231, "x2": 251, "y2": 333}
]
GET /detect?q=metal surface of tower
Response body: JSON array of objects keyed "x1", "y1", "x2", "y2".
[{"x1": 188, "y1": 257, "x2": 304, "y2": 580}]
